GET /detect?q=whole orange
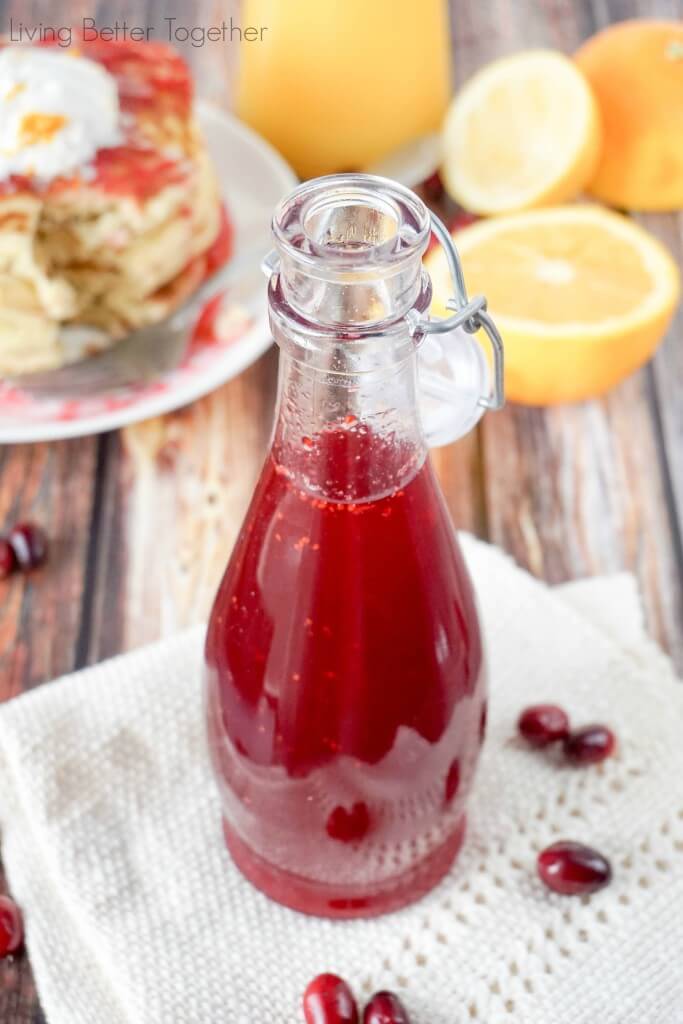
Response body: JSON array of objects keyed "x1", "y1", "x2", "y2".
[{"x1": 575, "y1": 20, "x2": 683, "y2": 211}]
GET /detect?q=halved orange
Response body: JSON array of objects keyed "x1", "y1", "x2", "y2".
[
  {"x1": 441, "y1": 50, "x2": 602, "y2": 215},
  {"x1": 425, "y1": 205, "x2": 680, "y2": 405}
]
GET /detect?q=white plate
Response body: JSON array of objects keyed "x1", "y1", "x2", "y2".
[{"x1": 0, "y1": 103, "x2": 297, "y2": 443}]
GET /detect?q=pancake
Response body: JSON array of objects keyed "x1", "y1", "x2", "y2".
[{"x1": 0, "y1": 39, "x2": 226, "y2": 375}]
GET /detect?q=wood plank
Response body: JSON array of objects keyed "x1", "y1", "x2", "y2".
[
  {"x1": 594, "y1": 0, "x2": 683, "y2": 582},
  {"x1": 639, "y1": 212, "x2": 683, "y2": 557},
  {"x1": 451, "y1": 0, "x2": 595, "y2": 78},
  {"x1": 432, "y1": 434, "x2": 487, "y2": 537},
  {"x1": 0, "y1": 439, "x2": 100, "y2": 695},
  {"x1": 107, "y1": 347, "x2": 278, "y2": 652},
  {"x1": 0, "y1": 437, "x2": 98, "y2": 1024},
  {"x1": 482, "y1": 383, "x2": 683, "y2": 667},
  {"x1": 455, "y1": 0, "x2": 683, "y2": 669},
  {"x1": 595, "y1": 0, "x2": 683, "y2": 21},
  {"x1": 75, "y1": 432, "x2": 128, "y2": 665}
]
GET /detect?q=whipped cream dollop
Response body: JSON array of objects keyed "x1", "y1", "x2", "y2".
[{"x1": 0, "y1": 48, "x2": 122, "y2": 183}]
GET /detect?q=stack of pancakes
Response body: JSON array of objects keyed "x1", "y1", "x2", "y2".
[{"x1": 0, "y1": 39, "x2": 223, "y2": 374}]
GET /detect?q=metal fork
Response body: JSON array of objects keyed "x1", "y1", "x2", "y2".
[{"x1": 8, "y1": 250, "x2": 267, "y2": 399}]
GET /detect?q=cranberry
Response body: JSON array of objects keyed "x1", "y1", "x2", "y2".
[
  {"x1": 0, "y1": 897, "x2": 23, "y2": 957},
  {"x1": 8, "y1": 522, "x2": 48, "y2": 571},
  {"x1": 0, "y1": 539, "x2": 16, "y2": 579},
  {"x1": 518, "y1": 704, "x2": 570, "y2": 747},
  {"x1": 448, "y1": 211, "x2": 478, "y2": 233},
  {"x1": 425, "y1": 233, "x2": 439, "y2": 256},
  {"x1": 425, "y1": 211, "x2": 479, "y2": 256},
  {"x1": 564, "y1": 725, "x2": 616, "y2": 764},
  {"x1": 538, "y1": 841, "x2": 612, "y2": 895},
  {"x1": 326, "y1": 802, "x2": 370, "y2": 842},
  {"x1": 303, "y1": 973, "x2": 359, "y2": 1024},
  {"x1": 363, "y1": 991, "x2": 411, "y2": 1024},
  {"x1": 420, "y1": 170, "x2": 444, "y2": 202}
]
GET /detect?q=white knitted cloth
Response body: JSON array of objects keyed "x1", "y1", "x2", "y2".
[{"x1": 0, "y1": 535, "x2": 682, "y2": 1024}]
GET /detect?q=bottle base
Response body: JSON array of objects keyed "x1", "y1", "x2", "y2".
[{"x1": 222, "y1": 815, "x2": 467, "y2": 919}]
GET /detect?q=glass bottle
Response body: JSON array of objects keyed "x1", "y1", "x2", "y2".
[
  {"x1": 236, "y1": 0, "x2": 451, "y2": 178},
  {"x1": 204, "y1": 174, "x2": 504, "y2": 917}
]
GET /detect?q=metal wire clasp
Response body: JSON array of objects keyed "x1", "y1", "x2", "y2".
[{"x1": 410, "y1": 213, "x2": 505, "y2": 411}]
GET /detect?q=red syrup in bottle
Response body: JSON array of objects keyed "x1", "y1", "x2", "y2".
[
  {"x1": 204, "y1": 173, "x2": 500, "y2": 917},
  {"x1": 205, "y1": 423, "x2": 485, "y2": 916}
]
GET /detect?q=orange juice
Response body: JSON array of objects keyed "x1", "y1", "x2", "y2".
[{"x1": 236, "y1": 0, "x2": 451, "y2": 178}]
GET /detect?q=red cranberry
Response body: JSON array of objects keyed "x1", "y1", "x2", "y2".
[
  {"x1": 518, "y1": 704, "x2": 570, "y2": 747},
  {"x1": 421, "y1": 170, "x2": 444, "y2": 202},
  {"x1": 303, "y1": 973, "x2": 359, "y2": 1024},
  {"x1": 448, "y1": 211, "x2": 478, "y2": 233},
  {"x1": 538, "y1": 841, "x2": 612, "y2": 895},
  {"x1": 564, "y1": 725, "x2": 616, "y2": 764},
  {"x1": 363, "y1": 991, "x2": 411, "y2": 1024},
  {"x1": 0, "y1": 897, "x2": 23, "y2": 957},
  {"x1": 425, "y1": 233, "x2": 439, "y2": 256},
  {"x1": 425, "y1": 211, "x2": 479, "y2": 256},
  {"x1": 0, "y1": 539, "x2": 16, "y2": 579},
  {"x1": 326, "y1": 802, "x2": 370, "y2": 842},
  {"x1": 8, "y1": 522, "x2": 48, "y2": 571}
]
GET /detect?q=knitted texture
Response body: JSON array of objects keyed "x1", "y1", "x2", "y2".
[{"x1": 0, "y1": 535, "x2": 681, "y2": 1024}]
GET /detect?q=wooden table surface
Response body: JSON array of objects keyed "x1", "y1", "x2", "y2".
[{"x1": 0, "y1": 0, "x2": 682, "y2": 1019}]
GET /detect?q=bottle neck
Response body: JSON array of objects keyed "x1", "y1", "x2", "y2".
[
  {"x1": 265, "y1": 174, "x2": 435, "y2": 502},
  {"x1": 271, "y1": 345, "x2": 427, "y2": 504},
  {"x1": 271, "y1": 174, "x2": 432, "y2": 329}
]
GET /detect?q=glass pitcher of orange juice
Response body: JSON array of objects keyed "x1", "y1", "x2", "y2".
[{"x1": 236, "y1": 0, "x2": 451, "y2": 178}]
